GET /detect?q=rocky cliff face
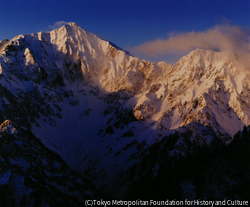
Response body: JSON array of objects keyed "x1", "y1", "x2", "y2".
[{"x1": 0, "y1": 23, "x2": 249, "y2": 200}]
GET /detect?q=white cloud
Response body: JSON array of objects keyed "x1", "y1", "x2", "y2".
[
  {"x1": 131, "y1": 24, "x2": 250, "y2": 68},
  {"x1": 49, "y1": 21, "x2": 71, "y2": 30}
]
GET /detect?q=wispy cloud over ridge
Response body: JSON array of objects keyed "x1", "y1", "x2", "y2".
[
  {"x1": 131, "y1": 24, "x2": 250, "y2": 68},
  {"x1": 49, "y1": 21, "x2": 71, "y2": 30}
]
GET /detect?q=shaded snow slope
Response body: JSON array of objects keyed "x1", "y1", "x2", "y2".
[{"x1": 0, "y1": 121, "x2": 102, "y2": 206}]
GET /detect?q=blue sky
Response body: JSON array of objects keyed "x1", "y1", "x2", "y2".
[{"x1": 0, "y1": 0, "x2": 249, "y2": 64}]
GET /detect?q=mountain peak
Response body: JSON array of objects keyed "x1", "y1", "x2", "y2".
[
  {"x1": 65, "y1": 22, "x2": 78, "y2": 27},
  {"x1": 61, "y1": 22, "x2": 82, "y2": 32},
  {"x1": 175, "y1": 48, "x2": 240, "y2": 73},
  {"x1": 52, "y1": 22, "x2": 85, "y2": 37}
]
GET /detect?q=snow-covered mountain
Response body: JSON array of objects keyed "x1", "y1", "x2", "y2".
[{"x1": 0, "y1": 22, "x2": 250, "y2": 201}]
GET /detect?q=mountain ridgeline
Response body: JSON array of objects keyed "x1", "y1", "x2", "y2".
[{"x1": 0, "y1": 23, "x2": 249, "y2": 203}]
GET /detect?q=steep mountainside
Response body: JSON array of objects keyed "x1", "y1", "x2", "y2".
[
  {"x1": 0, "y1": 22, "x2": 249, "y2": 200},
  {"x1": 0, "y1": 120, "x2": 102, "y2": 206}
]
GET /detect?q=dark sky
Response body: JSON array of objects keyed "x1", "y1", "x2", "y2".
[{"x1": 0, "y1": 0, "x2": 249, "y2": 63}]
